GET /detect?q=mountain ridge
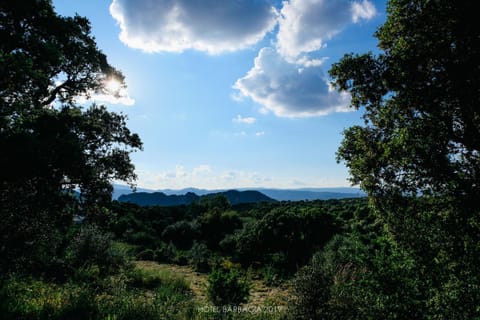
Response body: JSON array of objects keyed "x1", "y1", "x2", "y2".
[
  {"x1": 118, "y1": 189, "x2": 276, "y2": 206},
  {"x1": 113, "y1": 184, "x2": 366, "y2": 202}
]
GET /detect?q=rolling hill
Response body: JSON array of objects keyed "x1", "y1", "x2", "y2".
[{"x1": 118, "y1": 189, "x2": 276, "y2": 206}]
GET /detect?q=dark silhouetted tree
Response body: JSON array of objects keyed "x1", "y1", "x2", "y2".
[
  {"x1": 0, "y1": 0, "x2": 142, "y2": 273},
  {"x1": 330, "y1": 0, "x2": 480, "y2": 317}
]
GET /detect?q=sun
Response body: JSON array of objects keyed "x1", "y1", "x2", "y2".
[{"x1": 105, "y1": 78, "x2": 121, "y2": 93}]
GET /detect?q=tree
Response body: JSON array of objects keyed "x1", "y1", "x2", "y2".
[
  {"x1": 330, "y1": 0, "x2": 480, "y2": 317},
  {"x1": 291, "y1": 234, "x2": 423, "y2": 320},
  {"x1": 0, "y1": 0, "x2": 142, "y2": 273},
  {"x1": 331, "y1": 0, "x2": 479, "y2": 199}
]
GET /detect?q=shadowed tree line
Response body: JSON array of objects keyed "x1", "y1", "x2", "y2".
[
  {"x1": 290, "y1": 0, "x2": 480, "y2": 318},
  {"x1": 0, "y1": 0, "x2": 142, "y2": 274}
]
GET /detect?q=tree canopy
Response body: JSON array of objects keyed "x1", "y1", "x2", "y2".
[
  {"x1": 331, "y1": 0, "x2": 479, "y2": 200},
  {"x1": 329, "y1": 0, "x2": 480, "y2": 318},
  {"x1": 0, "y1": 0, "x2": 142, "y2": 272}
]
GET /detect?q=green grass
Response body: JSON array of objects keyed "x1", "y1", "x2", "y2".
[
  {"x1": 0, "y1": 261, "x2": 287, "y2": 320},
  {"x1": 127, "y1": 265, "x2": 190, "y2": 292},
  {"x1": 0, "y1": 267, "x2": 195, "y2": 320}
]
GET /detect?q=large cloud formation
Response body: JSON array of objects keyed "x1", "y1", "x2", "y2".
[
  {"x1": 234, "y1": 48, "x2": 350, "y2": 118},
  {"x1": 109, "y1": 0, "x2": 277, "y2": 54},
  {"x1": 277, "y1": 0, "x2": 377, "y2": 60},
  {"x1": 109, "y1": 0, "x2": 376, "y2": 118},
  {"x1": 233, "y1": 0, "x2": 375, "y2": 117}
]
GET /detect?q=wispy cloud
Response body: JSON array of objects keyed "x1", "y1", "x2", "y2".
[
  {"x1": 75, "y1": 91, "x2": 135, "y2": 106},
  {"x1": 233, "y1": 114, "x2": 256, "y2": 124},
  {"x1": 135, "y1": 165, "x2": 349, "y2": 190},
  {"x1": 136, "y1": 165, "x2": 274, "y2": 189}
]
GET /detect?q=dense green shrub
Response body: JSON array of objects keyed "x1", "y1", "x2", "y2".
[
  {"x1": 188, "y1": 241, "x2": 212, "y2": 272},
  {"x1": 207, "y1": 267, "x2": 250, "y2": 307},
  {"x1": 66, "y1": 224, "x2": 130, "y2": 275},
  {"x1": 199, "y1": 209, "x2": 242, "y2": 250},
  {"x1": 290, "y1": 234, "x2": 423, "y2": 319},
  {"x1": 235, "y1": 207, "x2": 339, "y2": 273},
  {"x1": 162, "y1": 220, "x2": 199, "y2": 249},
  {"x1": 153, "y1": 242, "x2": 178, "y2": 262}
]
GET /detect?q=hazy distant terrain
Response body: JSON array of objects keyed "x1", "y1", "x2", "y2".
[
  {"x1": 118, "y1": 189, "x2": 276, "y2": 206},
  {"x1": 113, "y1": 184, "x2": 366, "y2": 203}
]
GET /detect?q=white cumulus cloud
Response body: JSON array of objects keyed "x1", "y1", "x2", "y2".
[
  {"x1": 234, "y1": 47, "x2": 350, "y2": 118},
  {"x1": 109, "y1": 0, "x2": 278, "y2": 54},
  {"x1": 276, "y1": 0, "x2": 377, "y2": 60}
]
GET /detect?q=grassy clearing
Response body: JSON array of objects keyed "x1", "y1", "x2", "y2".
[
  {"x1": 0, "y1": 266, "x2": 196, "y2": 320},
  {"x1": 0, "y1": 261, "x2": 289, "y2": 320},
  {"x1": 135, "y1": 260, "x2": 291, "y2": 312}
]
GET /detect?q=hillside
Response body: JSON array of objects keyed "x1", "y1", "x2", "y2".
[
  {"x1": 112, "y1": 184, "x2": 366, "y2": 201},
  {"x1": 118, "y1": 189, "x2": 276, "y2": 206}
]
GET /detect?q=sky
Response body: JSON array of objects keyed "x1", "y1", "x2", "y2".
[{"x1": 52, "y1": 0, "x2": 387, "y2": 190}]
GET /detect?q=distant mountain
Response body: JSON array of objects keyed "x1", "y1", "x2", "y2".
[
  {"x1": 118, "y1": 190, "x2": 276, "y2": 206},
  {"x1": 112, "y1": 184, "x2": 155, "y2": 200},
  {"x1": 118, "y1": 192, "x2": 200, "y2": 206},
  {"x1": 216, "y1": 190, "x2": 276, "y2": 205},
  {"x1": 253, "y1": 188, "x2": 366, "y2": 201},
  {"x1": 160, "y1": 188, "x2": 213, "y2": 196},
  {"x1": 112, "y1": 184, "x2": 366, "y2": 202}
]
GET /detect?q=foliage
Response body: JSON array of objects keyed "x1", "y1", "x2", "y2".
[
  {"x1": 0, "y1": 277, "x2": 97, "y2": 320},
  {"x1": 235, "y1": 205, "x2": 339, "y2": 273},
  {"x1": 162, "y1": 220, "x2": 200, "y2": 250},
  {"x1": 0, "y1": 0, "x2": 142, "y2": 274},
  {"x1": 290, "y1": 234, "x2": 423, "y2": 320},
  {"x1": 66, "y1": 224, "x2": 130, "y2": 276},
  {"x1": 331, "y1": 0, "x2": 480, "y2": 199},
  {"x1": 127, "y1": 266, "x2": 190, "y2": 292},
  {"x1": 207, "y1": 267, "x2": 250, "y2": 308},
  {"x1": 188, "y1": 241, "x2": 212, "y2": 272},
  {"x1": 199, "y1": 209, "x2": 242, "y2": 250},
  {"x1": 0, "y1": 267, "x2": 194, "y2": 320},
  {"x1": 329, "y1": 0, "x2": 480, "y2": 318}
]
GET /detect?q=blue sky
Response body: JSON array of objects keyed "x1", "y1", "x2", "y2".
[{"x1": 53, "y1": 0, "x2": 386, "y2": 190}]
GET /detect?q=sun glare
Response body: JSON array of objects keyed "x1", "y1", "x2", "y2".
[{"x1": 105, "y1": 78, "x2": 121, "y2": 93}]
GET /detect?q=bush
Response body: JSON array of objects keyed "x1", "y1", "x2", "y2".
[
  {"x1": 136, "y1": 248, "x2": 155, "y2": 261},
  {"x1": 188, "y1": 241, "x2": 212, "y2": 272},
  {"x1": 151, "y1": 242, "x2": 177, "y2": 263},
  {"x1": 260, "y1": 266, "x2": 280, "y2": 286},
  {"x1": 0, "y1": 276, "x2": 97, "y2": 320},
  {"x1": 290, "y1": 234, "x2": 423, "y2": 320},
  {"x1": 0, "y1": 270, "x2": 195, "y2": 320},
  {"x1": 235, "y1": 207, "x2": 339, "y2": 273},
  {"x1": 207, "y1": 267, "x2": 250, "y2": 307},
  {"x1": 66, "y1": 224, "x2": 130, "y2": 275},
  {"x1": 161, "y1": 220, "x2": 199, "y2": 250}
]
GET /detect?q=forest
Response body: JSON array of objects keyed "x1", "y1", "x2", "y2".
[{"x1": 1, "y1": 0, "x2": 479, "y2": 319}]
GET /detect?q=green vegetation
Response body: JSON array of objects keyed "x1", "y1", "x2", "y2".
[
  {"x1": 1, "y1": 0, "x2": 479, "y2": 319},
  {"x1": 207, "y1": 267, "x2": 251, "y2": 308}
]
